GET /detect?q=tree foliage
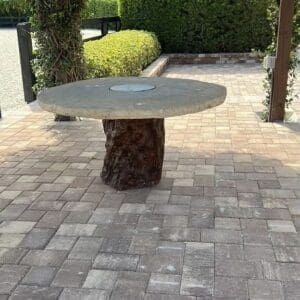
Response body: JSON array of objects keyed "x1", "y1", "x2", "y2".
[{"x1": 30, "y1": 0, "x2": 87, "y2": 121}]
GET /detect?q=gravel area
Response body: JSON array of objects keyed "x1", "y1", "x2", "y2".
[{"x1": 0, "y1": 28, "x2": 26, "y2": 113}]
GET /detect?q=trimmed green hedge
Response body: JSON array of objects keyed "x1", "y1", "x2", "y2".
[
  {"x1": 0, "y1": 0, "x2": 118, "y2": 18},
  {"x1": 82, "y1": 0, "x2": 118, "y2": 18},
  {"x1": 84, "y1": 30, "x2": 161, "y2": 78},
  {"x1": 0, "y1": 0, "x2": 29, "y2": 17},
  {"x1": 118, "y1": 0, "x2": 273, "y2": 53}
]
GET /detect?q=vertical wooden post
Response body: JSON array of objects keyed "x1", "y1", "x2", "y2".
[
  {"x1": 17, "y1": 22, "x2": 36, "y2": 104},
  {"x1": 269, "y1": 0, "x2": 294, "y2": 122}
]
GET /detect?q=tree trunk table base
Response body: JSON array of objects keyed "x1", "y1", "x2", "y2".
[{"x1": 101, "y1": 119, "x2": 165, "y2": 190}]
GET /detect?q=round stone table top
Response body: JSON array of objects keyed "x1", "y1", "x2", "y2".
[{"x1": 38, "y1": 77, "x2": 226, "y2": 119}]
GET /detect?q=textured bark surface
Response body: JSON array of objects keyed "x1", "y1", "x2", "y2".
[{"x1": 101, "y1": 119, "x2": 165, "y2": 190}]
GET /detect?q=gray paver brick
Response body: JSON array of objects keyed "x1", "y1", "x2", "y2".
[
  {"x1": 68, "y1": 237, "x2": 103, "y2": 260},
  {"x1": 110, "y1": 272, "x2": 148, "y2": 299},
  {"x1": 147, "y1": 273, "x2": 181, "y2": 294},
  {"x1": 144, "y1": 295, "x2": 196, "y2": 300},
  {"x1": 248, "y1": 279, "x2": 283, "y2": 300},
  {"x1": 19, "y1": 228, "x2": 54, "y2": 249},
  {"x1": 100, "y1": 237, "x2": 131, "y2": 254},
  {"x1": 52, "y1": 259, "x2": 91, "y2": 288},
  {"x1": 21, "y1": 249, "x2": 68, "y2": 267},
  {"x1": 0, "y1": 264, "x2": 29, "y2": 294},
  {"x1": 36, "y1": 211, "x2": 69, "y2": 229},
  {"x1": 138, "y1": 254, "x2": 183, "y2": 274},
  {"x1": 46, "y1": 236, "x2": 77, "y2": 251},
  {"x1": 93, "y1": 253, "x2": 139, "y2": 271},
  {"x1": 56, "y1": 223, "x2": 97, "y2": 236},
  {"x1": 215, "y1": 244, "x2": 244, "y2": 260},
  {"x1": 0, "y1": 233, "x2": 24, "y2": 248},
  {"x1": 156, "y1": 241, "x2": 185, "y2": 256},
  {"x1": 185, "y1": 242, "x2": 214, "y2": 268},
  {"x1": 9, "y1": 285, "x2": 62, "y2": 300},
  {"x1": 83, "y1": 269, "x2": 118, "y2": 289},
  {"x1": 274, "y1": 246, "x2": 300, "y2": 262},
  {"x1": 128, "y1": 233, "x2": 158, "y2": 255},
  {"x1": 244, "y1": 244, "x2": 275, "y2": 261},
  {"x1": 201, "y1": 229, "x2": 243, "y2": 244},
  {"x1": 215, "y1": 276, "x2": 248, "y2": 300},
  {"x1": 59, "y1": 288, "x2": 110, "y2": 300},
  {"x1": 160, "y1": 227, "x2": 200, "y2": 242},
  {"x1": 22, "y1": 266, "x2": 56, "y2": 286},
  {"x1": 283, "y1": 281, "x2": 300, "y2": 300},
  {"x1": 180, "y1": 266, "x2": 214, "y2": 297},
  {"x1": 216, "y1": 259, "x2": 263, "y2": 279},
  {"x1": 0, "y1": 221, "x2": 35, "y2": 233},
  {"x1": 0, "y1": 247, "x2": 28, "y2": 264}
]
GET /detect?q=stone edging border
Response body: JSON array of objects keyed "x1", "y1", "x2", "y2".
[{"x1": 141, "y1": 53, "x2": 261, "y2": 78}]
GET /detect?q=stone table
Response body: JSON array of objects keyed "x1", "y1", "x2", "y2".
[{"x1": 38, "y1": 77, "x2": 226, "y2": 190}]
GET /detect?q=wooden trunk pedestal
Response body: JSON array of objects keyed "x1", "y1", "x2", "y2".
[{"x1": 101, "y1": 119, "x2": 165, "y2": 190}]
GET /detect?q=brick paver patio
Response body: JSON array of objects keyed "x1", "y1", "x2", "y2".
[{"x1": 0, "y1": 64, "x2": 300, "y2": 299}]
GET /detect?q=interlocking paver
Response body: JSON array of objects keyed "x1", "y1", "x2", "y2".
[
  {"x1": 1, "y1": 61, "x2": 300, "y2": 298},
  {"x1": 215, "y1": 276, "x2": 248, "y2": 300},
  {"x1": 19, "y1": 228, "x2": 54, "y2": 249},
  {"x1": 0, "y1": 248, "x2": 27, "y2": 265},
  {"x1": 46, "y1": 236, "x2": 77, "y2": 251},
  {"x1": 51, "y1": 259, "x2": 91, "y2": 288},
  {"x1": 248, "y1": 279, "x2": 284, "y2": 300},
  {"x1": 21, "y1": 249, "x2": 68, "y2": 267},
  {"x1": 283, "y1": 282, "x2": 300, "y2": 300},
  {"x1": 0, "y1": 265, "x2": 29, "y2": 294},
  {"x1": 147, "y1": 273, "x2": 181, "y2": 294},
  {"x1": 110, "y1": 271, "x2": 149, "y2": 300},
  {"x1": 59, "y1": 288, "x2": 109, "y2": 300},
  {"x1": 0, "y1": 220, "x2": 35, "y2": 233},
  {"x1": 83, "y1": 269, "x2": 118, "y2": 289},
  {"x1": 0, "y1": 233, "x2": 24, "y2": 248},
  {"x1": 137, "y1": 254, "x2": 183, "y2": 274},
  {"x1": 68, "y1": 237, "x2": 103, "y2": 260},
  {"x1": 10, "y1": 285, "x2": 62, "y2": 300},
  {"x1": 180, "y1": 266, "x2": 214, "y2": 297},
  {"x1": 216, "y1": 259, "x2": 263, "y2": 279},
  {"x1": 93, "y1": 253, "x2": 139, "y2": 271},
  {"x1": 22, "y1": 266, "x2": 56, "y2": 286},
  {"x1": 56, "y1": 223, "x2": 97, "y2": 236}
]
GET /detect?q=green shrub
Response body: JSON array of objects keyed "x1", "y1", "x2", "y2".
[
  {"x1": 84, "y1": 30, "x2": 161, "y2": 78},
  {"x1": 0, "y1": 0, "x2": 29, "y2": 17},
  {"x1": 118, "y1": 0, "x2": 273, "y2": 53},
  {"x1": 82, "y1": 0, "x2": 118, "y2": 18}
]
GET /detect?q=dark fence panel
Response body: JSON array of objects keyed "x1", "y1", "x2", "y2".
[
  {"x1": 0, "y1": 16, "x2": 28, "y2": 27},
  {"x1": 17, "y1": 22, "x2": 36, "y2": 104}
]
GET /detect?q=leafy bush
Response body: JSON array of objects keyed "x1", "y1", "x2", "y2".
[
  {"x1": 84, "y1": 30, "x2": 161, "y2": 78},
  {"x1": 118, "y1": 0, "x2": 273, "y2": 53},
  {"x1": 0, "y1": 0, "x2": 29, "y2": 17},
  {"x1": 82, "y1": 0, "x2": 118, "y2": 18}
]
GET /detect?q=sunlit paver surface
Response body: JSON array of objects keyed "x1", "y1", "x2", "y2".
[{"x1": 0, "y1": 63, "x2": 300, "y2": 299}]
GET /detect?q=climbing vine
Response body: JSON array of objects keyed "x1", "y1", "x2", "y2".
[
  {"x1": 262, "y1": 0, "x2": 300, "y2": 121},
  {"x1": 30, "y1": 0, "x2": 87, "y2": 120}
]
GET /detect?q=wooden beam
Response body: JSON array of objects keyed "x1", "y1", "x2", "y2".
[{"x1": 269, "y1": 0, "x2": 294, "y2": 122}]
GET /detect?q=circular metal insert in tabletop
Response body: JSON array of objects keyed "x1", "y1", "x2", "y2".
[
  {"x1": 110, "y1": 83, "x2": 156, "y2": 92},
  {"x1": 38, "y1": 77, "x2": 226, "y2": 120}
]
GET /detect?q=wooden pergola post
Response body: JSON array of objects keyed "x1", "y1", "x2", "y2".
[{"x1": 269, "y1": 0, "x2": 295, "y2": 122}]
